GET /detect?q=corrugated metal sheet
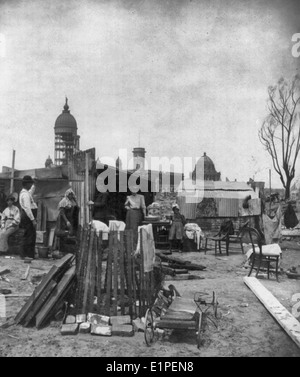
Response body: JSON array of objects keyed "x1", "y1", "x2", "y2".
[{"x1": 217, "y1": 198, "x2": 240, "y2": 217}]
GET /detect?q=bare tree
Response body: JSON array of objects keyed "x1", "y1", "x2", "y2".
[{"x1": 259, "y1": 75, "x2": 300, "y2": 199}]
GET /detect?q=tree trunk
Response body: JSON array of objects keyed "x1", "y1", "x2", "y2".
[{"x1": 285, "y1": 179, "x2": 292, "y2": 200}]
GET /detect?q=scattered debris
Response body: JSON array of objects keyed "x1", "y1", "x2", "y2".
[
  {"x1": 0, "y1": 268, "x2": 11, "y2": 276},
  {"x1": 21, "y1": 265, "x2": 31, "y2": 281}
]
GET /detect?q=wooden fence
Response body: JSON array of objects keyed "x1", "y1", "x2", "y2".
[{"x1": 74, "y1": 227, "x2": 156, "y2": 319}]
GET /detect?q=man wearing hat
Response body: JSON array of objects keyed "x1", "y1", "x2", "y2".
[
  {"x1": 0, "y1": 193, "x2": 20, "y2": 253},
  {"x1": 19, "y1": 176, "x2": 38, "y2": 259}
]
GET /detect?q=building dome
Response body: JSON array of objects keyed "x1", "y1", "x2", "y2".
[
  {"x1": 54, "y1": 98, "x2": 77, "y2": 133},
  {"x1": 192, "y1": 152, "x2": 221, "y2": 181}
]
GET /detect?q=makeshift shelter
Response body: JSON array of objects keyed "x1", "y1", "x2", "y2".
[{"x1": 176, "y1": 180, "x2": 261, "y2": 232}]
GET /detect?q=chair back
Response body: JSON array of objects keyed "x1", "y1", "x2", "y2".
[
  {"x1": 240, "y1": 226, "x2": 263, "y2": 254},
  {"x1": 219, "y1": 219, "x2": 235, "y2": 236}
]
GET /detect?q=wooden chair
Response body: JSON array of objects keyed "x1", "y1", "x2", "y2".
[
  {"x1": 240, "y1": 226, "x2": 281, "y2": 281},
  {"x1": 204, "y1": 225, "x2": 232, "y2": 256},
  {"x1": 228, "y1": 220, "x2": 250, "y2": 254}
]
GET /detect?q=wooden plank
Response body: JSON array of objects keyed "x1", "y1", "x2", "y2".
[
  {"x1": 139, "y1": 229, "x2": 144, "y2": 316},
  {"x1": 105, "y1": 233, "x2": 113, "y2": 316},
  {"x1": 113, "y1": 232, "x2": 118, "y2": 316},
  {"x1": 164, "y1": 274, "x2": 204, "y2": 281},
  {"x1": 5, "y1": 293, "x2": 32, "y2": 298},
  {"x1": 161, "y1": 311, "x2": 195, "y2": 321},
  {"x1": 75, "y1": 227, "x2": 89, "y2": 312},
  {"x1": 119, "y1": 232, "x2": 125, "y2": 315},
  {"x1": 0, "y1": 269, "x2": 10, "y2": 276},
  {"x1": 88, "y1": 232, "x2": 97, "y2": 313},
  {"x1": 36, "y1": 265, "x2": 76, "y2": 329},
  {"x1": 244, "y1": 276, "x2": 300, "y2": 349},
  {"x1": 23, "y1": 280, "x2": 57, "y2": 326},
  {"x1": 14, "y1": 253, "x2": 74, "y2": 325},
  {"x1": 156, "y1": 320, "x2": 196, "y2": 329},
  {"x1": 156, "y1": 253, "x2": 192, "y2": 265},
  {"x1": 21, "y1": 265, "x2": 30, "y2": 280},
  {"x1": 97, "y1": 234, "x2": 103, "y2": 314},
  {"x1": 82, "y1": 230, "x2": 95, "y2": 313},
  {"x1": 125, "y1": 230, "x2": 133, "y2": 319}
]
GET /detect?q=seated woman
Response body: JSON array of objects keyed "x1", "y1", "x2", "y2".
[
  {"x1": 55, "y1": 188, "x2": 79, "y2": 253},
  {"x1": 0, "y1": 193, "x2": 20, "y2": 254}
]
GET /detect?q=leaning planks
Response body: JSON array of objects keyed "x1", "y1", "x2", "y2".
[
  {"x1": 244, "y1": 276, "x2": 300, "y2": 349},
  {"x1": 15, "y1": 253, "x2": 74, "y2": 325},
  {"x1": 36, "y1": 265, "x2": 76, "y2": 329}
]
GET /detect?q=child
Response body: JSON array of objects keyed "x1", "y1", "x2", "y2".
[{"x1": 169, "y1": 204, "x2": 186, "y2": 252}]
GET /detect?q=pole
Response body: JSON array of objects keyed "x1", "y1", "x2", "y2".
[{"x1": 10, "y1": 149, "x2": 16, "y2": 193}]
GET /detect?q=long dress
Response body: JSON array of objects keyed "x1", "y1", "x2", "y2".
[
  {"x1": 125, "y1": 194, "x2": 146, "y2": 248},
  {"x1": 0, "y1": 205, "x2": 20, "y2": 253}
]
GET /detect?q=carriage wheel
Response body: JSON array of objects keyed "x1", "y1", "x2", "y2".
[
  {"x1": 196, "y1": 311, "x2": 203, "y2": 349},
  {"x1": 144, "y1": 308, "x2": 155, "y2": 346}
]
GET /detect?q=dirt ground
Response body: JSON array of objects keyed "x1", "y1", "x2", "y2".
[{"x1": 0, "y1": 239, "x2": 300, "y2": 357}]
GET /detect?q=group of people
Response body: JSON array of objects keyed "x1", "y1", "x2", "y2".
[{"x1": 0, "y1": 176, "x2": 186, "y2": 257}]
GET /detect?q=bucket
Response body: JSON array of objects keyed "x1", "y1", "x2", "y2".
[{"x1": 37, "y1": 246, "x2": 49, "y2": 259}]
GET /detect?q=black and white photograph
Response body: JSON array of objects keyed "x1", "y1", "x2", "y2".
[{"x1": 0, "y1": 0, "x2": 300, "y2": 359}]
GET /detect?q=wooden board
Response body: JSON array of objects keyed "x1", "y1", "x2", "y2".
[
  {"x1": 165, "y1": 274, "x2": 205, "y2": 281},
  {"x1": 156, "y1": 320, "x2": 196, "y2": 329},
  {"x1": 113, "y1": 232, "x2": 118, "y2": 316},
  {"x1": 23, "y1": 280, "x2": 57, "y2": 326},
  {"x1": 14, "y1": 253, "x2": 74, "y2": 325},
  {"x1": 35, "y1": 265, "x2": 76, "y2": 329},
  {"x1": 119, "y1": 234, "x2": 125, "y2": 315},
  {"x1": 0, "y1": 268, "x2": 10, "y2": 276},
  {"x1": 244, "y1": 276, "x2": 300, "y2": 349},
  {"x1": 156, "y1": 252, "x2": 206, "y2": 270},
  {"x1": 161, "y1": 311, "x2": 195, "y2": 321}
]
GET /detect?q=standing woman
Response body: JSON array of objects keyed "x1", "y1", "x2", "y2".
[
  {"x1": 0, "y1": 193, "x2": 20, "y2": 254},
  {"x1": 19, "y1": 175, "x2": 38, "y2": 259},
  {"x1": 125, "y1": 187, "x2": 147, "y2": 249}
]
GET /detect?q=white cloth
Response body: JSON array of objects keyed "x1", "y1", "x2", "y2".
[
  {"x1": 91, "y1": 220, "x2": 109, "y2": 240},
  {"x1": 135, "y1": 224, "x2": 156, "y2": 273},
  {"x1": 246, "y1": 243, "x2": 282, "y2": 259},
  {"x1": 184, "y1": 223, "x2": 204, "y2": 249},
  {"x1": 109, "y1": 220, "x2": 126, "y2": 240},
  {"x1": 19, "y1": 186, "x2": 37, "y2": 221}
]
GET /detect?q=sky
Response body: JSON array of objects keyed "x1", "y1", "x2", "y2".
[{"x1": 0, "y1": 0, "x2": 299, "y2": 188}]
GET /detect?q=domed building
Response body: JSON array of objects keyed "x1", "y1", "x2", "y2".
[
  {"x1": 54, "y1": 98, "x2": 80, "y2": 165},
  {"x1": 192, "y1": 152, "x2": 221, "y2": 181}
]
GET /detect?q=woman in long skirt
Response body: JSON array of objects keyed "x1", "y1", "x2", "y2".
[{"x1": 125, "y1": 188, "x2": 146, "y2": 249}]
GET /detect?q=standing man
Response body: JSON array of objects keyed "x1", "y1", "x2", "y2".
[{"x1": 19, "y1": 175, "x2": 38, "y2": 259}]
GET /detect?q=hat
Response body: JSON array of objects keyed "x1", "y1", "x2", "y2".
[
  {"x1": 7, "y1": 192, "x2": 18, "y2": 202},
  {"x1": 172, "y1": 203, "x2": 179, "y2": 210},
  {"x1": 22, "y1": 175, "x2": 34, "y2": 184}
]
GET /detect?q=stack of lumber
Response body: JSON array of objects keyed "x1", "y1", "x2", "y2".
[
  {"x1": 15, "y1": 253, "x2": 75, "y2": 329},
  {"x1": 155, "y1": 252, "x2": 206, "y2": 280}
]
